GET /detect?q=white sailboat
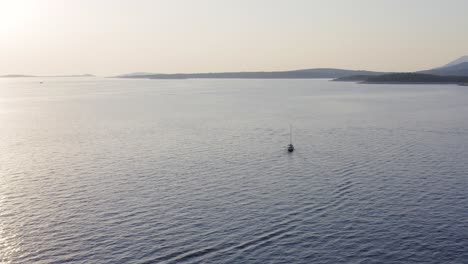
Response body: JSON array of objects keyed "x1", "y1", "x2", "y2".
[{"x1": 287, "y1": 124, "x2": 294, "y2": 152}]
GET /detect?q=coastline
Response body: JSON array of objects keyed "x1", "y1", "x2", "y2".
[
  {"x1": 333, "y1": 79, "x2": 467, "y2": 85},
  {"x1": 333, "y1": 73, "x2": 468, "y2": 86},
  {"x1": 362, "y1": 81, "x2": 465, "y2": 85}
]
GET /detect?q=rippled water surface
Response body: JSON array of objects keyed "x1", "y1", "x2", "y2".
[{"x1": 1, "y1": 78, "x2": 467, "y2": 263}]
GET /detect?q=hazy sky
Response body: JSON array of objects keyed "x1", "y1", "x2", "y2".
[{"x1": 1, "y1": 0, "x2": 467, "y2": 75}]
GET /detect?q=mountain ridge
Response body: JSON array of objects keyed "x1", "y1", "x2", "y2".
[
  {"x1": 419, "y1": 62, "x2": 468, "y2": 76},
  {"x1": 115, "y1": 69, "x2": 385, "y2": 79},
  {"x1": 115, "y1": 56, "x2": 468, "y2": 79},
  {"x1": 442, "y1": 56, "x2": 468, "y2": 68}
]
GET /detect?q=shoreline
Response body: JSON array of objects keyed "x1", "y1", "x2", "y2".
[
  {"x1": 362, "y1": 81, "x2": 465, "y2": 85},
  {"x1": 334, "y1": 80, "x2": 468, "y2": 86}
]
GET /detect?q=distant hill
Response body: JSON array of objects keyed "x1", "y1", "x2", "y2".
[
  {"x1": 0, "y1": 74, "x2": 35, "y2": 78},
  {"x1": 116, "y1": 72, "x2": 158, "y2": 78},
  {"x1": 441, "y1": 56, "x2": 468, "y2": 68},
  {"x1": 419, "y1": 62, "x2": 468, "y2": 76},
  {"x1": 335, "y1": 73, "x2": 468, "y2": 84},
  {"x1": 116, "y1": 68, "x2": 384, "y2": 79},
  {"x1": 332, "y1": 75, "x2": 374, "y2": 82},
  {"x1": 335, "y1": 56, "x2": 468, "y2": 84},
  {"x1": 0, "y1": 74, "x2": 95, "y2": 78},
  {"x1": 55, "y1": 74, "x2": 95, "y2": 77}
]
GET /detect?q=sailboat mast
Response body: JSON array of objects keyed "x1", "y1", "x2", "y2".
[
  {"x1": 287, "y1": 124, "x2": 295, "y2": 152},
  {"x1": 290, "y1": 124, "x2": 292, "y2": 144}
]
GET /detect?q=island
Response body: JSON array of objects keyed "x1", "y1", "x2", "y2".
[
  {"x1": 334, "y1": 73, "x2": 468, "y2": 85},
  {"x1": 0, "y1": 74, "x2": 35, "y2": 78},
  {"x1": 115, "y1": 69, "x2": 384, "y2": 79},
  {"x1": 0, "y1": 74, "x2": 95, "y2": 78}
]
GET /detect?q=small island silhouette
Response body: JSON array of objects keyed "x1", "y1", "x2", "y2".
[{"x1": 114, "y1": 56, "x2": 468, "y2": 85}]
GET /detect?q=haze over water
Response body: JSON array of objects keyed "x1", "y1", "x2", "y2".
[{"x1": 1, "y1": 78, "x2": 467, "y2": 263}]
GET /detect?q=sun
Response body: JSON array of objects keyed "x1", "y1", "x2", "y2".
[{"x1": 0, "y1": 1, "x2": 37, "y2": 33}]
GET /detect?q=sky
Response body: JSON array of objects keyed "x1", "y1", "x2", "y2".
[{"x1": 1, "y1": 0, "x2": 467, "y2": 76}]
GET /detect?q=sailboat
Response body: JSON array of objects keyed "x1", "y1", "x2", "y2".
[{"x1": 287, "y1": 124, "x2": 295, "y2": 152}]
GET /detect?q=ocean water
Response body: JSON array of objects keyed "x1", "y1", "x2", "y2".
[{"x1": 1, "y1": 78, "x2": 467, "y2": 264}]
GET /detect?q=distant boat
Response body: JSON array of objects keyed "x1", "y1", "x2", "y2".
[{"x1": 287, "y1": 124, "x2": 294, "y2": 152}]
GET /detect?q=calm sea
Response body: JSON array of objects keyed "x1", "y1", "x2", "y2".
[{"x1": 1, "y1": 78, "x2": 467, "y2": 263}]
